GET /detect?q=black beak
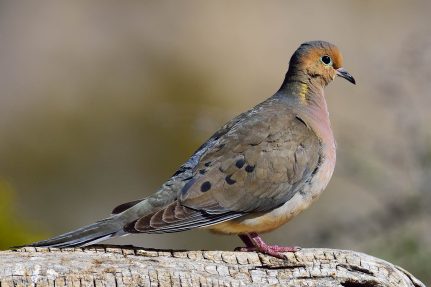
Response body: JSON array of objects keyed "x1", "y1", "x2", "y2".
[{"x1": 336, "y1": 68, "x2": 356, "y2": 85}]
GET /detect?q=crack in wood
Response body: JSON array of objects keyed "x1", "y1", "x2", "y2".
[
  {"x1": 254, "y1": 264, "x2": 307, "y2": 270},
  {"x1": 337, "y1": 263, "x2": 375, "y2": 276}
]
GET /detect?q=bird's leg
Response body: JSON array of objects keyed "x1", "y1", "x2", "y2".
[
  {"x1": 238, "y1": 234, "x2": 255, "y2": 248},
  {"x1": 235, "y1": 232, "x2": 300, "y2": 259}
]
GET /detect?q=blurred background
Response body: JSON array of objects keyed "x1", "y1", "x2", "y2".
[{"x1": 0, "y1": 0, "x2": 430, "y2": 283}]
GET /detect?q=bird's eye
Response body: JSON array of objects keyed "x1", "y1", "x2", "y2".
[{"x1": 321, "y1": 55, "x2": 332, "y2": 65}]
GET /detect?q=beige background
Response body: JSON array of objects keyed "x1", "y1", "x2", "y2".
[{"x1": 0, "y1": 1, "x2": 430, "y2": 283}]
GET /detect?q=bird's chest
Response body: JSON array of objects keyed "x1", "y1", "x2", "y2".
[{"x1": 305, "y1": 140, "x2": 336, "y2": 198}]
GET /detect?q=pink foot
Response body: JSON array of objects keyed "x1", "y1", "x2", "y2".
[{"x1": 235, "y1": 233, "x2": 301, "y2": 259}]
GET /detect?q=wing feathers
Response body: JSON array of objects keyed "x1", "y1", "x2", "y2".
[{"x1": 122, "y1": 201, "x2": 243, "y2": 234}]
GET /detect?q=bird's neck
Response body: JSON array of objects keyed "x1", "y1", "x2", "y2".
[
  {"x1": 280, "y1": 68, "x2": 328, "y2": 89},
  {"x1": 278, "y1": 74, "x2": 334, "y2": 143}
]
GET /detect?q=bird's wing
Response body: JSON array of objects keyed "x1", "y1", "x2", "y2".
[
  {"x1": 126, "y1": 97, "x2": 322, "y2": 233},
  {"x1": 180, "y1": 101, "x2": 321, "y2": 214},
  {"x1": 110, "y1": 102, "x2": 246, "y2": 216}
]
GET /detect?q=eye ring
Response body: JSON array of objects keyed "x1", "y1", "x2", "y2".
[{"x1": 321, "y1": 55, "x2": 332, "y2": 66}]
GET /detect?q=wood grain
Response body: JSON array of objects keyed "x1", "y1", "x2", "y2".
[{"x1": 0, "y1": 246, "x2": 425, "y2": 287}]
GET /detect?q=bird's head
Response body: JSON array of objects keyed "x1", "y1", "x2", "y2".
[{"x1": 287, "y1": 41, "x2": 355, "y2": 87}]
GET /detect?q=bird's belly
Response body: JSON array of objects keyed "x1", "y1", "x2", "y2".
[{"x1": 208, "y1": 154, "x2": 335, "y2": 235}]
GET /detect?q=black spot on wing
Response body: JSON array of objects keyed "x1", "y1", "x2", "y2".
[
  {"x1": 201, "y1": 181, "x2": 211, "y2": 192},
  {"x1": 245, "y1": 165, "x2": 255, "y2": 173},
  {"x1": 225, "y1": 175, "x2": 236, "y2": 185},
  {"x1": 236, "y1": 159, "x2": 245, "y2": 169}
]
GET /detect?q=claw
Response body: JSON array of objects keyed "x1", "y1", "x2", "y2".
[
  {"x1": 267, "y1": 245, "x2": 301, "y2": 252},
  {"x1": 234, "y1": 246, "x2": 256, "y2": 252}
]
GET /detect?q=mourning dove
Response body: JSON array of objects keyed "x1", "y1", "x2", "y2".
[{"x1": 27, "y1": 40, "x2": 355, "y2": 258}]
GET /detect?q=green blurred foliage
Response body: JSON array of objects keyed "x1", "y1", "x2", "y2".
[
  {"x1": 370, "y1": 233, "x2": 431, "y2": 284},
  {"x1": 0, "y1": 180, "x2": 45, "y2": 249}
]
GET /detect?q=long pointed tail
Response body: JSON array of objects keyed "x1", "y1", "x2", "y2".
[{"x1": 28, "y1": 215, "x2": 125, "y2": 248}]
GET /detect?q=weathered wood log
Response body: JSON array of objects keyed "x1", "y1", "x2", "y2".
[{"x1": 0, "y1": 245, "x2": 425, "y2": 287}]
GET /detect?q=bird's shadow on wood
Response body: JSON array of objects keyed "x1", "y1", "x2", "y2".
[{"x1": 82, "y1": 244, "x2": 192, "y2": 253}]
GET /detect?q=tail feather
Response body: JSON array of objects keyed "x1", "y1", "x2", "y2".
[
  {"x1": 18, "y1": 191, "x2": 177, "y2": 249},
  {"x1": 21, "y1": 194, "x2": 167, "y2": 249},
  {"x1": 28, "y1": 216, "x2": 124, "y2": 248}
]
